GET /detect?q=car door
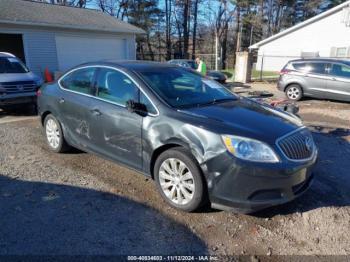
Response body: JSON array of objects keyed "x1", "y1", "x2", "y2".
[
  {"x1": 88, "y1": 67, "x2": 143, "y2": 170},
  {"x1": 326, "y1": 63, "x2": 350, "y2": 101},
  {"x1": 58, "y1": 66, "x2": 97, "y2": 149},
  {"x1": 293, "y1": 62, "x2": 329, "y2": 98}
]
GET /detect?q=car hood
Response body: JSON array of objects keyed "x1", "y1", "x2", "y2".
[
  {"x1": 0, "y1": 72, "x2": 42, "y2": 83},
  {"x1": 181, "y1": 98, "x2": 303, "y2": 144}
]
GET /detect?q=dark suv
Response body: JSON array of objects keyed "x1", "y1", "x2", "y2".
[
  {"x1": 38, "y1": 61, "x2": 317, "y2": 213},
  {"x1": 0, "y1": 52, "x2": 43, "y2": 109},
  {"x1": 278, "y1": 58, "x2": 350, "y2": 102}
]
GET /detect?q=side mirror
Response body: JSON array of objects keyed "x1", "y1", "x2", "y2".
[
  {"x1": 126, "y1": 99, "x2": 137, "y2": 113},
  {"x1": 126, "y1": 100, "x2": 147, "y2": 114}
]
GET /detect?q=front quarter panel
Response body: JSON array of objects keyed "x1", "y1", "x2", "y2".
[{"x1": 142, "y1": 111, "x2": 226, "y2": 176}]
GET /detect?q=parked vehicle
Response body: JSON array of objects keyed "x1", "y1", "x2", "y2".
[
  {"x1": 38, "y1": 61, "x2": 317, "y2": 213},
  {"x1": 207, "y1": 70, "x2": 227, "y2": 84},
  {"x1": 168, "y1": 59, "x2": 197, "y2": 70},
  {"x1": 0, "y1": 52, "x2": 43, "y2": 109},
  {"x1": 278, "y1": 58, "x2": 350, "y2": 102},
  {"x1": 167, "y1": 59, "x2": 227, "y2": 84}
]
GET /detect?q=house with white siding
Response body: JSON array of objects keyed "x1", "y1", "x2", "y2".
[
  {"x1": 249, "y1": 1, "x2": 350, "y2": 72},
  {"x1": 0, "y1": 0, "x2": 144, "y2": 75}
]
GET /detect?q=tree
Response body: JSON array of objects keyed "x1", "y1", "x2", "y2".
[
  {"x1": 165, "y1": 0, "x2": 173, "y2": 60},
  {"x1": 96, "y1": 0, "x2": 129, "y2": 19},
  {"x1": 127, "y1": 0, "x2": 161, "y2": 60},
  {"x1": 191, "y1": 0, "x2": 200, "y2": 59}
]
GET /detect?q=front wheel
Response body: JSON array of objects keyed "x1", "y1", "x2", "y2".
[
  {"x1": 285, "y1": 84, "x2": 303, "y2": 101},
  {"x1": 154, "y1": 147, "x2": 207, "y2": 212}
]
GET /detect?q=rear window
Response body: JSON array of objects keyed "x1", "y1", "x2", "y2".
[
  {"x1": 0, "y1": 57, "x2": 29, "y2": 74},
  {"x1": 60, "y1": 67, "x2": 95, "y2": 95},
  {"x1": 292, "y1": 62, "x2": 327, "y2": 74}
]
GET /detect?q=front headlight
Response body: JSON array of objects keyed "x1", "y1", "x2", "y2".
[{"x1": 222, "y1": 135, "x2": 279, "y2": 163}]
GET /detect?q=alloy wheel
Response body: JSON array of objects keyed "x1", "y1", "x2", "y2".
[
  {"x1": 287, "y1": 86, "x2": 301, "y2": 100},
  {"x1": 46, "y1": 118, "x2": 60, "y2": 149},
  {"x1": 159, "y1": 158, "x2": 195, "y2": 205}
]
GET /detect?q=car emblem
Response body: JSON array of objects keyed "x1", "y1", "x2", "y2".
[
  {"x1": 17, "y1": 85, "x2": 24, "y2": 91},
  {"x1": 305, "y1": 137, "x2": 313, "y2": 152}
]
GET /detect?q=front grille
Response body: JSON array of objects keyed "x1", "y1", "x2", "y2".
[
  {"x1": 0, "y1": 81, "x2": 37, "y2": 94},
  {"x1": 277, "y1": 128, "x2": 314, "y2": 160}
]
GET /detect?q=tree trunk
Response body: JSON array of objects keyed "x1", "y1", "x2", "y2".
[
  {"x1": 146, "y1": 34, "x2": 155, "y2": 61},
  {"x1": 191, "y1": 0, "x2": 199, "y2": 59},
  {"x1": 221, "y1": 22, "x2": 228, "y2": 69},
  {"x1": 165, "y1": 0, "x2": 172, "y2": 60},
  {"x1": 183, "y1": 0, "x2": 191, "y2": 59}
]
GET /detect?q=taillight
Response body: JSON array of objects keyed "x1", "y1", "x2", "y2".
[
  {"x1": 280, "y1": 69, "x2": 291, "y2": 75},
  {"x1": 36, "y1": 89, "x2": 42, "y2": 97}
]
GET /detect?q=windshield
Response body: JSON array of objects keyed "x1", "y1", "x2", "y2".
[
  {"x1": 0, "y1": 57, "x2": 29, "y2": 73},
  {"x1": 138, "y1": 67, "x2": 237, "y2": 108}
]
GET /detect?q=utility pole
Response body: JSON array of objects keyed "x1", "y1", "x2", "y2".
[{"x1": 215, "y1": 33, "x2": 218, "y2": 71}]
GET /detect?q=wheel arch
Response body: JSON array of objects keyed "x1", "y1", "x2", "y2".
[
  {"x1": 284, "y1": 82, "x2": 304, "y2": 92},
  {"x1": 149, "y1": 139, "x2": 202, "y2": 179},
  {"x1": 41, "y1": 111, "x2": 52, "y2": 126}
]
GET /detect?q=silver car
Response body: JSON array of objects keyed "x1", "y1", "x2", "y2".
[
  {"x1": 277, "y1": 58, "x2": 350, "y2": 102},
  {"x1": 0, "y1": 52, "x2": 43, "y2": 108}
]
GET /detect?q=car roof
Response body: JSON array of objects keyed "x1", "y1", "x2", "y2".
[
  {"x1": 75, "y1": 60, "x2": 178, "y2": 71},
  {"x1": 289, "y1": 58, "x2": 350, "y2": 66},
  {"x1": 0, "y1": 52, "x2": 16, "y2": 58}
]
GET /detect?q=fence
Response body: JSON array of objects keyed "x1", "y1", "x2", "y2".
[
  {"x1": 136, "y1": 52, "x2": 236, "y2": 71},
  {"x1": 137, "y1": 52, "x2": 350, "y2": 82}
]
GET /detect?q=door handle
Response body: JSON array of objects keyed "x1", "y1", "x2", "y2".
[
  {"x1": 90, "y1": 108, "x2": 102, "y2": 116},
  {"x1": 59, "y1": 98, "x2": 65, "y2": 104}
]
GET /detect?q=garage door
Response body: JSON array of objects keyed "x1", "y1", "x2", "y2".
[{"x1": 56, "y1": 35, "x2": 128, "y2": 71}]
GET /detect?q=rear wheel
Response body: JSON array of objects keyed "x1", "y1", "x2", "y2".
[
  {"x1": 44, "y1": 114, "x2": 70, "y2": 153},
  {"x1": 285, "y1": 84, "x2": 303, "y2": 101},
  {"x1": 154, "y1": 147, "x2": 207, "y2": 212}
]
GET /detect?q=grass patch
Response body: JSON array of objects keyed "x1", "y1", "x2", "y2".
[{"x1": 221, "y1": 69, "x2": 279, "y2": 80}]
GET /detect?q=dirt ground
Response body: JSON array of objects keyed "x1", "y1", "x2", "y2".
[{"x1": 0, "y1": 84, "x2": 349, "y2": 256}]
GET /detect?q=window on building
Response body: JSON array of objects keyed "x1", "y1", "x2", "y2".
[{"x1": 336, "y1": 47, "x2": 347, "y2": 58}]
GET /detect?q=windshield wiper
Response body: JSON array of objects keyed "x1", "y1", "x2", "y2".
[
  {"x1": 211, "y1": 98, "x2": 237, "y2": 104},
  {"x1": 179, "y1": 97, "x2": 237, "y2": 109}
]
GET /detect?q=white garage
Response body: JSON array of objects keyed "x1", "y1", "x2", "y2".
[
  {"x1": 56, "y1": 35, "x2": 129, "y2": 71},
  {"x1": 0, "y1": 0, "x2": 144, "y2": 75}
]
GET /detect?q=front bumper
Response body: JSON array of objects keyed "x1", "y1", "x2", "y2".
[
  {"x1": 203, "y1": 151, "x2": 317, "y2": 214},
  {"x1": 0, "y1": 92, "x2": 37, "y2": 106}
]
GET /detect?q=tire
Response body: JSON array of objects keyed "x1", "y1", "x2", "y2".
[
  {"x1": 285, "y1": 84, "x2": 303, "y2": 101},
  {"x1": 154, "y1": 147, "x2": 207, "y2": 212},
  {"x1": 44, "y1": 114, "x2": 70, "y2": 153}
]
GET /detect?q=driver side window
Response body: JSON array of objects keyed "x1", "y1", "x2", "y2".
[{"x1": 95, "y1": 68, "x2": 138, "y2": 106}]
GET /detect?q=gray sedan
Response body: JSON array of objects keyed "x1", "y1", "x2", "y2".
[{"x1": 37, "y1": 61, "x2": 316, "y2": 213}]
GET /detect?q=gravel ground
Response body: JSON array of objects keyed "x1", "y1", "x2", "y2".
[
  {"x1": 234, "y1": 82, "x2": 350, "y2": 129},
  {"x1": 0, "y1": 90, "x2": 350, "y2": 256}
]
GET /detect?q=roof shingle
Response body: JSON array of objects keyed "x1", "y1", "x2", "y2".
[{"x1": 0, "y1": 0, "x2": 145, "y2": 34}]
